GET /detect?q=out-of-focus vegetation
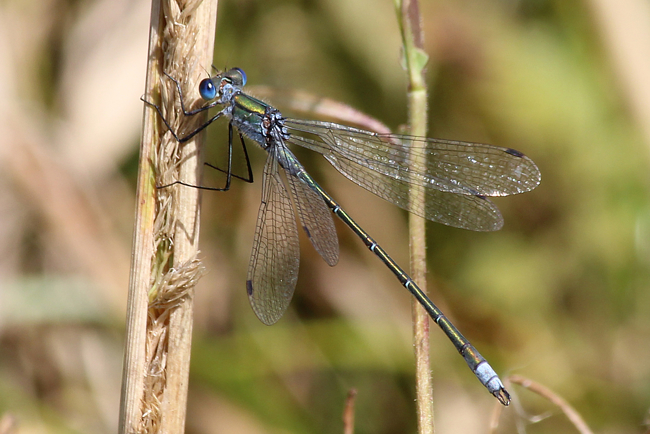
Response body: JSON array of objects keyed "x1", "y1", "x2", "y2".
[{"x1": 1, "y1": 0, "x2": 649, "y2": 433}]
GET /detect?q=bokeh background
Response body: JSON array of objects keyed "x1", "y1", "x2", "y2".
[{"x1": 1, "y1": 0, "x2": 649, "y2": 433}]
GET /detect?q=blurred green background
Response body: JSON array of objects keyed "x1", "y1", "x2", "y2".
[{"x1": 1, "y1": 0, "x2": 649, "y2": 432}]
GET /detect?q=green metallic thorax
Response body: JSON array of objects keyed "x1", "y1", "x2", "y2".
[{"x1": 230, "y1": 93, "x2": 270, "y2": 145}]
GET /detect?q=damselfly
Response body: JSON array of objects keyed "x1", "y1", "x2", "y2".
[{"x1": 144, "y1": 67, "x2": 541, "y2": 405}]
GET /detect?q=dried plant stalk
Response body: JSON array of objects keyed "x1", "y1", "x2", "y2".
[
  {"x1": 119, "y1": 0, "x2": 218, "y2": 432},
  {"x1": 489, "y1": 375, "x2": 595, "y2": 434},
  {"x1": 342, "y1": 389, "x2": 358, "y2": 434},
  {"x1": 396, "y1": 0, "x2": 434, "y2": 433}
]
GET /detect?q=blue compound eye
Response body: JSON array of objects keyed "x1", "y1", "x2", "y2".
[
  {"x1": 199, "y1": 78, "x2": 217, "y2": 100},
  {"x1": 226, "y1": 67, "x2": 247, "y2": 87}
]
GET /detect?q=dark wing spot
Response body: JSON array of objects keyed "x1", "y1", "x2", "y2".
[
  {"x1": 303, "y1": 226, "x2": 311, "y2": 238},
  {"x1": 505, "y1": 148, "x2": 524, "y2": 158},
  {"x1": 246, "y1": 280, "x2": 254, "y2": 296}
]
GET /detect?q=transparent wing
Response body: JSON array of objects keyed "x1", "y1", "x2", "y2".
[
  {"x1": 285, "y1": 119, "x2": 540, "y2": 231},
  {"x1": 326, "y1": 153, "x2": 503, "y2": 230},
  {"x1": 247, "y1": 150, "x2": 300, "y2": 325},
  {"x1": 286, "y1": 171, "x2": 339, "y2": 266},
  {"x1": 286, "y1": 119, "x2": 541, "y2": 196}
]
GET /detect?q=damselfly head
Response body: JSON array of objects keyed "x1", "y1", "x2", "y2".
[{"x1": 224, "y1": 67, "x2": 247, "y2": 87}]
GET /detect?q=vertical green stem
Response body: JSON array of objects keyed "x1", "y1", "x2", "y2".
[{"x1": 395, "y1": 1, "x2": 434, "y2": 433}]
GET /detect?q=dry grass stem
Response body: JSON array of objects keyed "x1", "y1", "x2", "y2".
[
  {"x1": 248, "y1": 86, "x2": 393, "y2": 135},
  {"x1": 397, "y1": 0, "x2": 434, "y2": 432},
  {"x1": 342, "y1": 389, "x2": 358, "y2": 434},
  {"x1": 120, "y1": 0, "x2": 218, "y2": 432},
  {"x1": 489, "y1": 375, "x2": 595, "y2": 434}
]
